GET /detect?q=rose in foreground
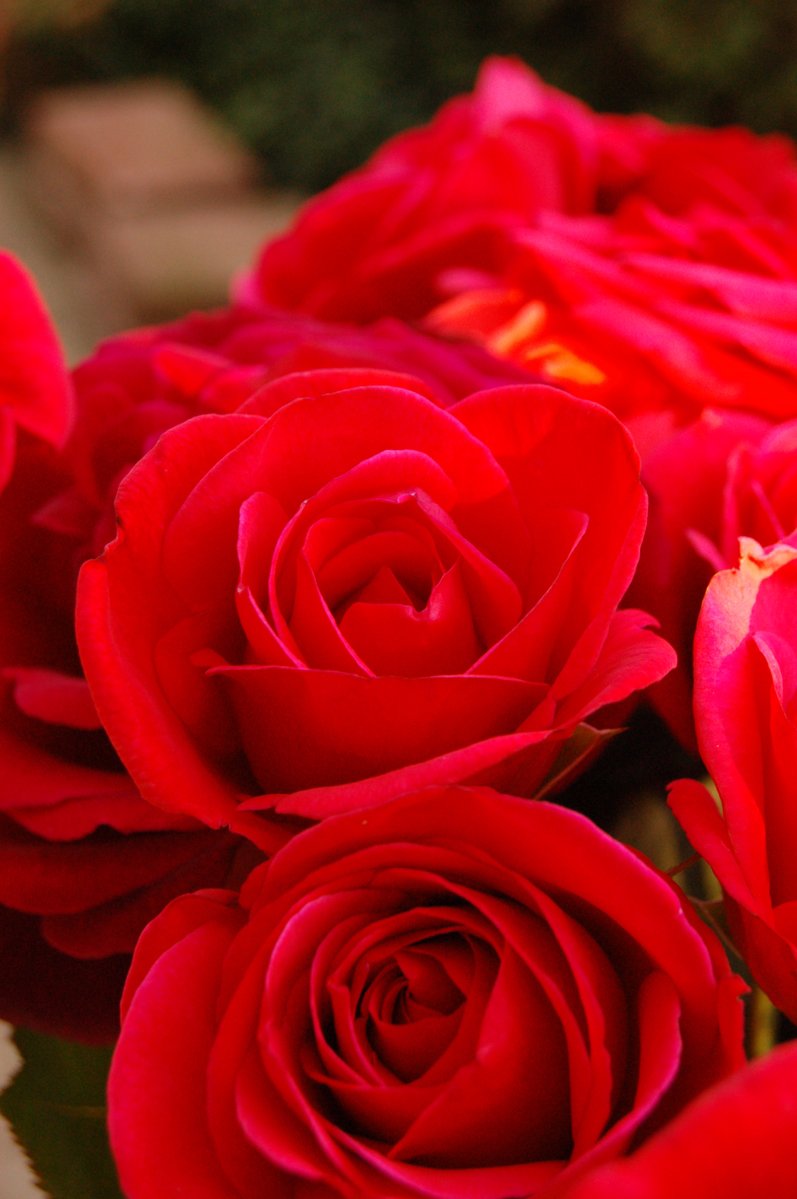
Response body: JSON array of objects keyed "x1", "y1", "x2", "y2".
[
  {"x1": 670, "y1": 540, "x2": 797, "y2": 1021},
  {"x1": 109, "y1": 787, "x2": 744, "y2": 1199},
  {"x1": 560, "y1": 1041, "x2": 797, "y2": 1198},
  {"x1": 77, "y1": 372, "x2": 673, "y2": 836}
]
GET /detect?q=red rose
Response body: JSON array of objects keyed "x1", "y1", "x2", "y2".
[
  {"x1": 560, "y1": 1042, "x2": 797, "y2": 1199},
  {"x1": 77, "y1": 373, "x2": 673, "y2": 837},
  {"x1": 246, "y1": 57, "x2": 600, "y2": 322},
  {"x1": 0, "y1": 304, "x2": 529, "y2": 1038},
  {"x1": 109, "y1": 787, "x2": 744, "y2": 1199},
  {"x1": 0, "y1": 252, "x2": 71, "y2": 489},
  {"x1": 670, "y1": 541, "x2": 797, "y2": 1021}
]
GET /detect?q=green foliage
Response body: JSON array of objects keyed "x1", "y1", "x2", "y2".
[
  {"x1": 8, "y1": 0, "x2": 797, "y2": 194},
  {"x1": 0, "y1": 1028, "x2": 122, "y2": 1199}
]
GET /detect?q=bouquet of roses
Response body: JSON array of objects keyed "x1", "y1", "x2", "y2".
[{"x1": 2, "y1": 57, "x2": 797, "y2": 1197}]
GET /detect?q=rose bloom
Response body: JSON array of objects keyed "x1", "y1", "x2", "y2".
[
  {"x1": 109, "y1": 787, "x2": 744, "y2": 1199},
  {"x1": 670, "y1": 540, "x2": 797, "y2": 1021},
  {"x1": 0, "y1": 305, "x2": 525, "y2": 1039},
  {"x1": 560, "y1": 1042, "x2": 797, "y2": 1199},
  {"x1": 77, "y1": 371, "x2": 674, "y2": 838},
  {"x1": 0, "y1": 251, "x2": 71, "y2": 489},
  {"x1": 248, "y1": 57, "x2": 797, "y2": 426}
]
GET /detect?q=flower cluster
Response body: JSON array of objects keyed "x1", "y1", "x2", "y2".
[{"x1": 3, "y1": 57, "x2": 797, "y2": 1198}]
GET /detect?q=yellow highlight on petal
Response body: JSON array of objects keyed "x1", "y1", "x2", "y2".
[
  {"x1": 488, "y1": 301, "x2": 547, "y2": 354},
  {"x1": 428, "y1": 288, "x2": 525, "y2": 336},
  {"x1": 523, "y1": 342, "x2": 607, "y2": 387},
  {"x1": 432, "y1": 289, "x2": 606, "y2": 389}
]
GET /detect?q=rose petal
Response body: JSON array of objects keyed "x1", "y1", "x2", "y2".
[{"x1": 218, "y1": 664, "x2": 542, "y2": 790}]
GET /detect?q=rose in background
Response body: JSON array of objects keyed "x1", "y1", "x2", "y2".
[
  {"x1": 0, "y1": 295, "x2": 528, "y2": 1039},
  {"x1": 77, "y1": 371, "x2": 673, "y2": 840},
  {"x1": 0, "y1": 251, "x2": 71, "y2": 491},
  {"x1": 109, "y1": 787, "x2": 744, "y2": 1199},
  {"x1": 249, "y1": 57, "x2": 797, "y2": 428},
  {"x1": 429, "y1": 131, "x2": 797, "y2": 423},
  {"x1": 560, "y1": 1041, "x2": 797, "y2": 1199},
  {"x1": 670, "y1": 541, "x2": 797, "y2": 1021}
]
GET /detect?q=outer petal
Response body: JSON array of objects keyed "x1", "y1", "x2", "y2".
[
  {"x1": 219, "y1": 665, "x2": 543, "y2": 791},
  {"x1": 0, "y1": 252, "x2": 71, "y2": 449},
  {"x1": 76, "y1": 414, "x2": 269, "y2": 835},
  {"x1": 109, "y1": 915, "x2": 246, "y2": 1199}
]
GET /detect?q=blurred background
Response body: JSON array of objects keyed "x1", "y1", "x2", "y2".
[{"x1": 2, "y1": 0, "x2": 797, "y2": 360}]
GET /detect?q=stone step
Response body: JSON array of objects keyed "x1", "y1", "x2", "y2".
[{"x1": 23, "y1": 78, "x2": 260, "y2": 236}]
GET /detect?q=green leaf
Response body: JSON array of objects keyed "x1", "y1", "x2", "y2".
[{"x1": 0, "y1": 1028, "x2": 123, "y2": 1199}]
